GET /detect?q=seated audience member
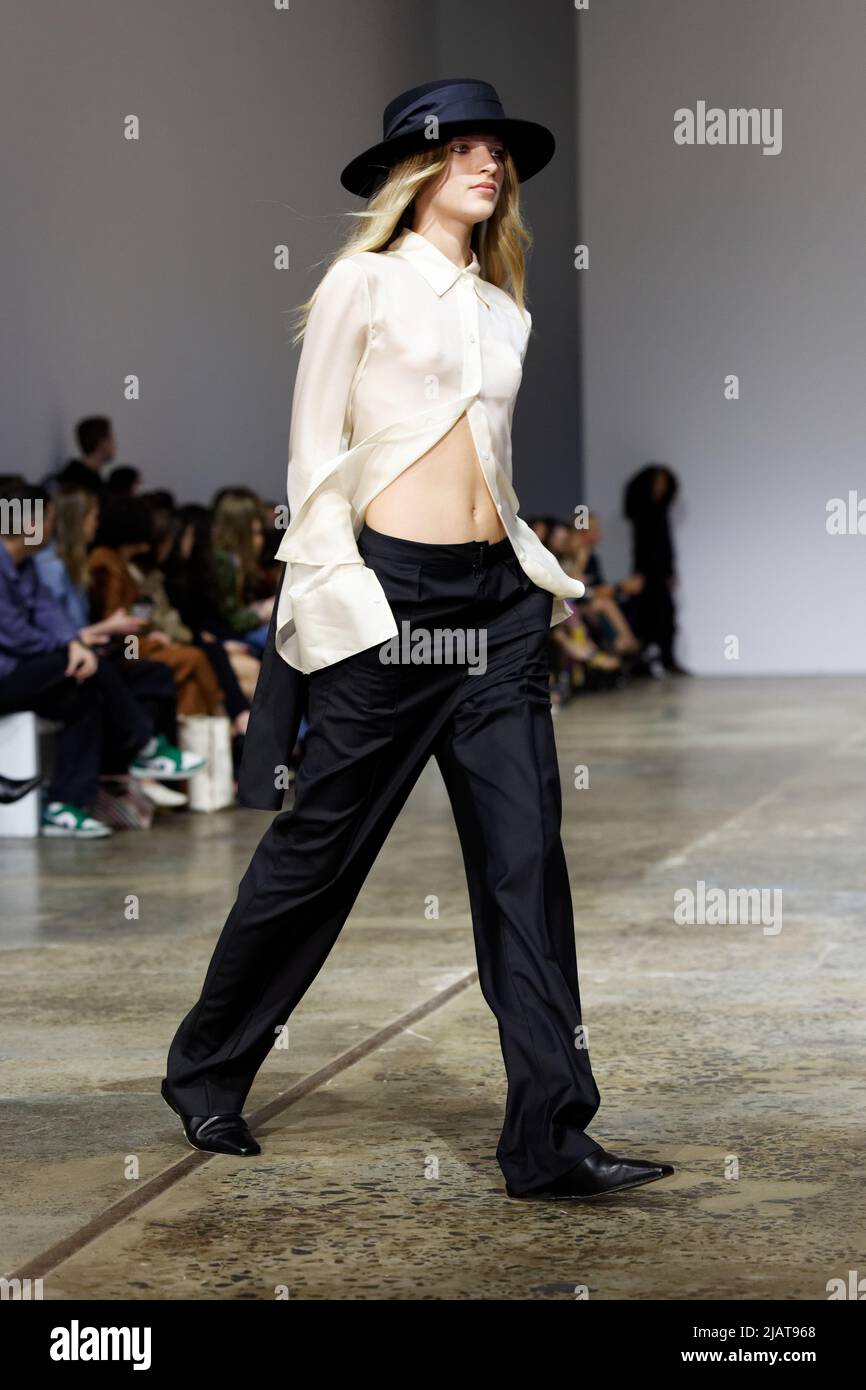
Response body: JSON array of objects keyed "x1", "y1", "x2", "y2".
[
  {"x1": 138, "y1": 497, "x2": 252, "y2": 740},
  {"x1": 571, "y1": 512, "x2": 643, "y2": 658},
  {"x1": 87, "y1": 498, "x2": 224, "y2": 716},
  {"x1": 527, "y1": 515, "x2": 560, "y2": 547},
  {"x1": 551, "y1": 607, "x2": 621, "y2": 691},
  {"x1": 164, "y1": 505, "x2": 260, "y2": 707},
  {"x1": 35, "y1": 487, "x2": 198, "y2": 806},
  {"x1": 545, "y1": 517, "x2": 621, "y2": 689},
  {"x1": 143, "y1": 487, "x2": 176, "y2": 512},
  {"x1": 248, "y1": 498, "x2": 283, "y2": 598},
  {"x1": 210, "y1": 491, "x2": 274, "y2": 655},
  {"x1": 34, "y1": 489, "x2": 145, "y2": 649},
  {"x1": 127, "y1": 498, "x2": 196, "y2": 647},
  {"x1": 545, "y1": 518, "x2": 578, "y2": 567},
  {"x1": 164, "y1": 506, "x2": 233, "y2": 641},
  {"x1": 43, "y1": 415, "x2": 116, "y2": 497},
  {"x1": 0, "y1": 479, "x2": 203, "y2": 837},
  {"x1": 104, "y1": 465, "x2": 142, "y2": 498}
]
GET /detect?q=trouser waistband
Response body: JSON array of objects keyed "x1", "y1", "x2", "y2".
[{"x1": 358, "y1": 522, "x2": 515, "y2": 570}]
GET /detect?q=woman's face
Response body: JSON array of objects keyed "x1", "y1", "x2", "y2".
[
  {"x1": 424, "y1": 130, "x2": 507, "y2": 228},
  {"x1": 179, "y1": 522, "x2": 194, "y2": 561},
  {"x1": 652, "y1": 469, "x2": 670, "y2": 502},
  {"x1": 250, "y1": 516, "x2": 264, "y2": 556}
]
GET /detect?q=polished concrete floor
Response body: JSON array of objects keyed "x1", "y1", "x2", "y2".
[{"x1": 1, "y1": 676, "x2": 864, "y2": 1299}]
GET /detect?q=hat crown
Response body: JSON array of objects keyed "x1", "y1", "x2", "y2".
[
  {"x1": 383, "y1": 78, "x2": 505, "y2": 142},
  {"x1": 339, "y1": 77, "x2": 555, "y2": 198}
]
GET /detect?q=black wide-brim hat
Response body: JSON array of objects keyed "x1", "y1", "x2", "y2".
[{"x1": 340, "y1": 77, "x2": 556, "y2": 199}]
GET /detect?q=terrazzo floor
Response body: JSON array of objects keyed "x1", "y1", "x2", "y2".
[{"x1": 1, "y1": 676, "x2": 864, "y2": 1299}]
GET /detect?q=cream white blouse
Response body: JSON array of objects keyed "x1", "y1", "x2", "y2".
[{"x1": 273, "y1": 227, "x2": 585, "y2": 672}]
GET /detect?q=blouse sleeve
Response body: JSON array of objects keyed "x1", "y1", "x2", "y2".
[
  {"x1": 285, "y1": 256, "x2": 371, "y2": 533},
  {"x1": 273, "y1": 253, "x2": 392, "y2": 669}
]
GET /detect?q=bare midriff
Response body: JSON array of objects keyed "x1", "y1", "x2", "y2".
[{"x1": 363, "y1": 412, "x2": 507, "y2": 544}]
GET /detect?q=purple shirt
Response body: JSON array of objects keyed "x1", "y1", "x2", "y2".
[{"x1": 0, "y1": 541, "x2": 79, "y2": 680}]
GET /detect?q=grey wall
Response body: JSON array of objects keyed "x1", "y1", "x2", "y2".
[
  {"x1": 0, "y1": 0, "x2": 579, "y2": 517},
  {"x1": 579, "y1": 0, "x2": 866, "y2": 674}
]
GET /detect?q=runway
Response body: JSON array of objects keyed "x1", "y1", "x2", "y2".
[{"x1": 2, "y1": 676, "x2": 864, "y2": 1300}]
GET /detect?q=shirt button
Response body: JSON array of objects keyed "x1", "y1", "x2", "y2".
[
  {"x1": 481, "y1": 450, "x2": 491, "y2": 461},
  {"x1": 469, "y1": 333, "x2": 477, "y2": 343}
]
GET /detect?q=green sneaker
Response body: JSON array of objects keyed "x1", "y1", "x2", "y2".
[
  {"x1": 42, "y1": 802, "x2": 113, "y2": 838},
  {"x1": 129, "y1": 733, "x2": 207, "y2": 782}
]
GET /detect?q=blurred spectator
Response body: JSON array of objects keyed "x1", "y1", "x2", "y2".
[
  {"x1": 251, "y1": 498, "x2": 283, "y2": 595},
  {"x1": 210, "y1": 491, "x2": 274, "y2": 655},
  {"x1": 527, "y1": 515, "x2": 560, "y2": 547},
  {"x1": 34, "y1": 486, "x2": 202, "y2": 806},
  {"x1": 44, "y1": 416, "x2": 116, "y2": 497},
  {"x1": 164, "y1": 504, "x2": 260, "y2": 705},
  {"x1": 87, "y1": 499, "x2": 224, "y2": 715},
  {"x1": 138, "y1": 496, "x2": 253, "y2": 740},
  {"x1": 572, "y1": 512, "x2": 642, "y2": 658},
  {"x1": 0, "y1": 479, "x2": 203, "y2": 836},
  {"x1": 105, "y1": 465, "x2": 142, "y2": 498},
  {"x1": 624, "y1": 464, "x2": 689, "y2": 675}
]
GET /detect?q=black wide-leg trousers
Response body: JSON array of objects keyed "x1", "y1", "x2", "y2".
[{"x1": 165, "y1": 523, "x2": 602, "y2": 1194}]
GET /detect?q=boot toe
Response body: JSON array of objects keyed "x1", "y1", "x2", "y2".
[
  {"x1": 161, "y1": 1081, "x2": 261, "y2": 1156},
  {"x1": 507, "y1": 1147, "x2": 675, "y2": 1200},
  {"x1": 190, "y1": 1115, "x2": 261, "y2": 1156}
]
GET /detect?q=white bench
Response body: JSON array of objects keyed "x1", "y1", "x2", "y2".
[{"x1": 0, "y1": 711, "x2": 44, "y2": 837}]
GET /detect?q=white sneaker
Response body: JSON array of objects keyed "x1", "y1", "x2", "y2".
[
  {"x1": 129, "y1": 733, "x2": 207, "y2": 781},
  {"x1": 137, "y1": 779, "x2": 189, "y2": 808},
  {"x1": 42, "y1": 802, "x2": 113, "y2": 838}
]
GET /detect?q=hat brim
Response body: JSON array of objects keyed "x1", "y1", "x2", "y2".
[{"x1": 339, "y1": 117, "x2": 555, "y2": 199}]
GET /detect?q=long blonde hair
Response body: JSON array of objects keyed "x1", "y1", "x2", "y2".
[
  {"x1": 212, "y1": 491, "x2": 264, "y2": 596},
  {"x1": 53, "y1": 488, "x2": 99, "y2": 590},
  {"x1": 289, "y1": 142, "x2": 531, "y2": 345}
]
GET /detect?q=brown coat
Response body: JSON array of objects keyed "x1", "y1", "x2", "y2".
[{"x1": 88, "y1": 546, "x2": 222, "y2": 716}]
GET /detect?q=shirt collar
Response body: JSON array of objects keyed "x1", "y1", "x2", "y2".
[{"x1": 387, "y1": 228, "x2": 492, "y2": 308}]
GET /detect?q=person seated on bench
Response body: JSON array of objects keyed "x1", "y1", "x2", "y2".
[{"x1": 0, "y1": 477, "x2": 205, "y2": 838}]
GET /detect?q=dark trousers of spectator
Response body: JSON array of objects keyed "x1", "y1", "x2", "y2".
[
  {"x1": 633, "y1": 578, "x2": 677, "y2": 667},
  {"x1": 101, "y1": 653, "x2": 178, "y2": 773},
  {"x1": 0, "y1": 650, "x2": 153, "y2": 806},
  {"x1": 166, "y1": 524, "x2": 603, "y2": 1196}
]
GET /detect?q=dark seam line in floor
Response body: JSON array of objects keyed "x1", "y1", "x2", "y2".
[{"x1": 5, "y1": 967, "x2": 480, "y2": 1284}]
